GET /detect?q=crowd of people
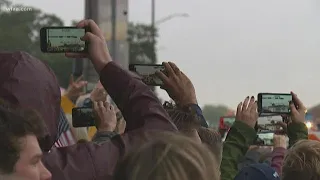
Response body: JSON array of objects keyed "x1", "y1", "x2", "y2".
[{"x1": 0, "y1": 19, "x2": 315, "y2": 180}]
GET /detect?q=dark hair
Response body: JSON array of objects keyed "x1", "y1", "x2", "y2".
[
  {"x1": 163, "y1": 101, "x2": 202, "y2": 130},
  {"x1": 0, "y1": 99, "x2": 45, "y2": 174}
]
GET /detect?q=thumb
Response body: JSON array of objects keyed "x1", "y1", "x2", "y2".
[
  {"x1": 81, "y1": 32, "x2": 96, "y2": 42},
  {"x1": 290, "y1": 102, "x2": 299, "y2": 120}
]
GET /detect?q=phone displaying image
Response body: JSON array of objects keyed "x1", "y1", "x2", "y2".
[
  {"x1": 255, "y1": 133, "x2": 274, "y2": 146},
  {"x1": 257, "y1": 115, "x2": 283, "y2": 133},
  {"x1": 72, "y1": 107, "x2": 95, "y2": 128},
  {"x1": 40, "y1": 27, "x2": 88, "y2": 53},
  {"x1": 129, "y1": 64, "x2": 165, "y2": 86},
  {"x1": 258, "y1": 93, "x2": 292, "y2": 114},
  {"x1": 219, "y1": 116, "x2": 235, "y2": 130}
]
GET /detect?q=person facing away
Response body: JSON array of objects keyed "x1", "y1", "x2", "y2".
[
  {"x1": 113, "y1": 131, "x2": 220, "y2": 180},
  {"x1": 0, "y1": 19, "x2": 177, "y2": 180},
  {"x1": 0, "y1": 100, "x2": 51, "y2": 180},
  {"x1": 282, "y1": 139, "x2": 320, "y2": 180}
]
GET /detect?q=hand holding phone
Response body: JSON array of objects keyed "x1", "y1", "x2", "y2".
[
  {"x1": 156, "y1": 62, "x2": 197, "y2": 106},
  {"x1": 64, "y1": 19, "x2": 112, "y2": 74},
  {"x1": 93, "y1": 101, "x2": 117, "y2": 132},
  {"x1": 129, "y1": 64, "x2": 165, "y2": 86}
]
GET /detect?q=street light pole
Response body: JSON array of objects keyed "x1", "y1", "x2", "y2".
[
  {"x1": 111, "y1": 0, "x2": 117, "y2": 60},
  {"x1": 151, "y1": 0, "x2": 156, "y2": 62}
]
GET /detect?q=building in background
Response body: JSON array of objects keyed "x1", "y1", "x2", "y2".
[{"x1": 79, "y1": 0, "x2": 129, "y2": 91}]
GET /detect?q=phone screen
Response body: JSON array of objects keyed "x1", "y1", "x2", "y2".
[
  {"x1": 257, "y1": 115, "x2": 283, "y2": 133},
  {"x1": 72, "y1": 107, "x2": 95, "y2": 127},
  {"x1": 256, "y1": 133, "x2": 274, "y2": 146},
  {"x1": 41, "y1": 27, "x2": 86, "y2": 53},
  {"x1": 223, "y1": 117, "x2": 235, "y2": 127},
  {"x1": 129, "y1": 64, "x2": 165, "y2": 86},
  {"x1": 260, "y1": 94, "x2": 292, "y2": 114}
]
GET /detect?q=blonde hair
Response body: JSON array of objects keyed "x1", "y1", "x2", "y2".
[
  {"x1": 114, "y1": 131, "x2": 220, "y2": 180},
  {"x1": 282, "y1": 140, "x2": 320, "y2": 180}
]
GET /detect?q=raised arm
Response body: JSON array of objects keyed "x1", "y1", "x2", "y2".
[{"x1": 100, "y1": 62, "x2": 177, "y2": 132}]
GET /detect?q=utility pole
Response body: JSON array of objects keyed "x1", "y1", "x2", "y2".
[
  {"x1": 111, "y1": 0, "x2": 117, "y2": 60},
  {"x1": 151, "y1": 0, "x2": 156, "y2": 62}
]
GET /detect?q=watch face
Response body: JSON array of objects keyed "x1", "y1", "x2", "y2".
[{"x1": 83, "y1": 98, "x2": 93, "y2": 108}]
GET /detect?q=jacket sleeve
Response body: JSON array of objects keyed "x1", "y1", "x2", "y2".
[
  {"x1": 220, "y1": 121, "x2": 257, "y2": 180},
  {"x1": 270, "y1": 147, "x2": 286, "y2": 176},
  {"x1": 43, "y1": 62, "x2": 178, "y2": 180},
  {"x1": 287, "y1": 122, "x2": 308, "y2": 148},
  {"x1": 91, "y1": 131, "x2": 118, "y2": 145}
]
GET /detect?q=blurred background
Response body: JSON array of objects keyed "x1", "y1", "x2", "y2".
[{"x1": 3, "y1": 0, "x2": 320, "y2": 127}]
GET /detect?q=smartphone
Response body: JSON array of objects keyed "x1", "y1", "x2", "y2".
[
  {"x1": 257, "y1": 115, "x2": 283, "y2": 133},
  {"x1": 219, "y1": 116, "x2": 235, "y2": 130},
  {"x1": 72, "y1": 107, "x2": 95, "y2": 128},
  {"x1": 129, "y1": 64, "x2": 165, "y2": 86},
  {"x1": 258, "y1": 93, "x2": 292, "y2": 114},
  {"x1": 40, "y1": 27, "x2": 88, "y2": 53},
  {"x1": 255, "y1": 132, "x2": 274, "y2": 146}
]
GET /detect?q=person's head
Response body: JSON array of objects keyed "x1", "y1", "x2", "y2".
[
  {"x1": 234, "y1": 163, "x2": 280, "y2": 180},
  {"x1": 114, "y1": 131, "x2": 220, "y2": 180},
  {"x1": 0, "y1": 51, "x2": 64, "y2": 151},
  {"x1": 0, "y1": 101, "x2": 51, "y2": 180},
  {"x1": 282, "y1": 140, "x2": 320, "y2": 180},
  {"x1": 197, "y1": 127, "x2": 222, "y2": 165}
]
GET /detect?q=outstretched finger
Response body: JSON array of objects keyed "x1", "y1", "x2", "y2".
[
  {"x1": 69, "y1": 75, "x2": 74, "y2": 84},
  {"x1": 290, "y1": 101, "x2": 299, "y2": 118},
  {"x1": 242, "y1": 96, "x2": 250, "y2": 111},
  {"x1": 250, "y1": 101, "x2": 257, "y2": 114},
  {"x1": 93, "y1": 101, "x2": 99, "y2": 111},
  {"x1": 156, "y1": 71, "x2": 169, "y2": 84},
  {"x1": 75, "y1": 75, "x2": 84, "y2": 83},
  {"x1": 248, "y1": 96, "x2": 255, "y2": 109},
  {"x1": 163, "y1": 62, "x2": 175, "y2": 77},
  {"x1": 236, "y1": 102, "x2": 242, "y2": 116},
  {"x1": 103, "y1": 101, "x2": 110, "y2": 110},
  {"x1": 76, "y1": 19, "x2": 105, "y2": 40},
  {"x1": 291, "y1": 92, "x2": 306, "y2": 114},
  {"x1": 168, "y1": 62, "x2": 181, "y2": 75},
  {"x1": 98, "y1": 101, "x2": 105, "y2": 110}
]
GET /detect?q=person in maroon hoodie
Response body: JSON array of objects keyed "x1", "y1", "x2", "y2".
[{"x1": 0, "y1": 19, "x2": 177, "y2": 180}]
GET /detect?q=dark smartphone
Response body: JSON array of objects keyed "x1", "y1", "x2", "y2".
[
  {"x1": 257, "y1": 115, "x2": 283, "y2": 133},
  {"x1": 72, "y1": 107, "x2": 95, "y2": 128},
  {"x1": 40, "y1": 27, "x2": 88, "y2": 53},
  {"x1": 129, "y1": 64, "x2": 165, "y2": 86},
  {"x1": 255, "y1": 132, "x2": 274, "y2": 146},
  {"x1": 258, "y1": 93, "x2": 292, "y2": 114}
]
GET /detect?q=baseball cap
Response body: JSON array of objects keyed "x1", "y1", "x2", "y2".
[{"x1": 234, "y1": 163, "x2": 280, "y2": 180}]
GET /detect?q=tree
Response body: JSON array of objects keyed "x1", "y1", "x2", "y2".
[
  {"x1": 202, "y1": 105, "x2": 234, "y2": 127},
  {"x1": 0, "y1": 0, "x2": 72, "y2": 88},
  {"x1": 127, "y1": 23, "x2": 158, "y2": 64}
]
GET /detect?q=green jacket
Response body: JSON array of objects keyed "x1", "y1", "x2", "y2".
[{"x1": 220, "y1": 121, "x2": 308, "y2": 180}]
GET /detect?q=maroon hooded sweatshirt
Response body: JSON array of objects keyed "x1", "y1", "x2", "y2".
[{"x1": 0, "y1": 51, "x2": 178, "y2": 180}]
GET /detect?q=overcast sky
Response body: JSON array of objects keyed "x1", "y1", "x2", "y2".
[{"x1": 10, "y1": 0, "x2": 320, "y2": 109}]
